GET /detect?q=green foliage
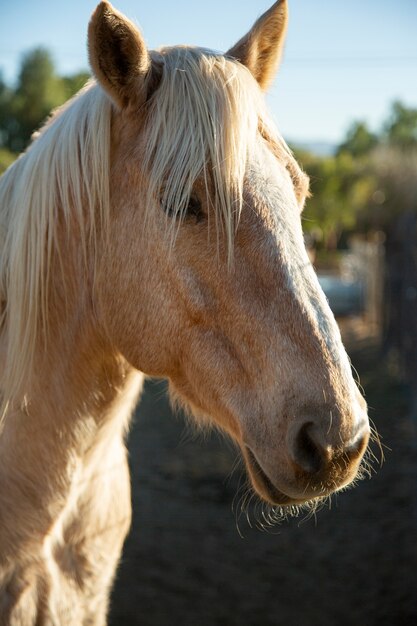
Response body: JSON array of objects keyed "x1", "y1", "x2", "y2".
[
  {"x1": 295, "y1": 100, "x2": 417, "y2": 246},
  {"x1": 0, "y1": 73, "x2": 14, "y2": 149},
  {"x1": 0, "y1": 147, "x2": 17, "y2": 175},
  {"x1": 296, "y1": 149, "x2": 377, "y2": 247},
  {"x1": 0, "y1": 48, "x2": 90, "y2": 153},
  {"x1": 364, "y1": 147, "x2": 417, "y2": 229},
  {"x1": 383, "y1": 101, "x2": 417, "y2": 149},
  {"x1": 10, "y1": 48, "x2": 66, "y2": 151},
  {"x1": 337, "y1": 121, "x2": 378, "y2": 158},
  {"x1": 62, "y1": 72, "x2": 91, "y2": 100}
]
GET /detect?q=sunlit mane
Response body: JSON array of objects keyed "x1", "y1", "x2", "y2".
[
  {"x1": 0, "y1": 81, "x2": 112, "y2": 416},
  {"x1": 143, "y1": 46, "x2": 268, "y2": 252}
]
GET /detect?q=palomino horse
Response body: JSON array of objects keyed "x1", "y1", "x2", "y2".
[{"x1": 0, "y1": 1, "x2": 370, "y2": 623}]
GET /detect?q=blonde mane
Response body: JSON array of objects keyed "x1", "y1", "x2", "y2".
[
  {"x1": 143, "y1": 47, "x2": 263, "y2": 249},
  {"x1": 143, "y1": 46, "x2": 297, "y2": 245},
  {"x1": 0, "y1": 81, "x2": 112, "y2": 416},
  {"x1": 0, "y1": 46, "x2": 289, "y2": 418}
]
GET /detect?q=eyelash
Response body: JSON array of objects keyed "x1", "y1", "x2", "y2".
[
  {"x1": 185, "y1": 196, "x2": 203, "y2": 221},
  {"x1": 163, "y1": 195, "x2": 204, "y2": 222}
]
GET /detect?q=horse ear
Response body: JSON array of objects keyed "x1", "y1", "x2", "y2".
[
  {"x1": 226, "y1": 0, "x2": 288, "y2": 91},
  {"x1": 88, "y1": 1, "x2": 152, "y2": 109}
]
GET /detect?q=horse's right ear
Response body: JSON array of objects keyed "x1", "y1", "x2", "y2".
[
  {"x1": 227, "y1": 0, "x2": 288, "y2": 91},
  {"x1": 88, "y1": 1, "x2": 152, "y2": 109}
]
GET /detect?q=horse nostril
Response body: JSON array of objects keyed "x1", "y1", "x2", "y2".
[
  {"x1": 346, "y1": 428, "x2": 369, "y2": 460},
  {"x1": 291, "y1": 421, "x2": 325, "y2": 475}
]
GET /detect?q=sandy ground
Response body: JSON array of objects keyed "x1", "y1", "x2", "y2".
[{"x1": 108, "y1": 334, "x2": 417, "y2": 626}]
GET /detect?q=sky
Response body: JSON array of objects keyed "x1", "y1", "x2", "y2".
[{"x1": 0, "y1": 0, "x2": 416, "y2": 144}]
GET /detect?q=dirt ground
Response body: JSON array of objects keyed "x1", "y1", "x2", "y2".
[{"x1": 109, "y1": 327, "x2": 417, "y2": 626}]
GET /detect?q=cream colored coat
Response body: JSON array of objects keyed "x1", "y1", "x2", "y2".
[{"x1": 0, "y1": 2, "x2": 370, "y2": 623}]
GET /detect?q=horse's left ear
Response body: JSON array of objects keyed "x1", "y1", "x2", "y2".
[
  {"x1": 226, "y1": 0, "x2": 288, "y2": 91},
  {"x1": 88, "y1": 1, "x2": 153, "y2": 109}
]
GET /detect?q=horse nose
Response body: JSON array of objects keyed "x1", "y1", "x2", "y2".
[
  {"x1": 289, "y1": 421, "x2": 324, "y2": 474},
  {"x1": 288, "y1": 419, "x2": 369, "y2": 476}
]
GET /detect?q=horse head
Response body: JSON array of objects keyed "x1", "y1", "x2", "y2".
[{"x1": 89, "y1": 1, "x2": 370, "y2": 506}]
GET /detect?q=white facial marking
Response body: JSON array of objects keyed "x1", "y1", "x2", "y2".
[{"x1": 249, "y1": 143, "x2": 347, "y2": 366}]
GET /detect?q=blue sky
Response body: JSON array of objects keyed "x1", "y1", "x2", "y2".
[{"x1": 1, "y1": 0, "x2": 416, "y2": 143}]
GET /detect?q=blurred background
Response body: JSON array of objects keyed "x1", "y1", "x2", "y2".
[{"x1": 1, "y1": 1, "x2": 416, "y2": 625}]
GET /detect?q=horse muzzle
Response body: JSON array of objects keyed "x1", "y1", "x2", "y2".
[{"x1": 243, "y1": 412, "x2": 370, "y2": 506}]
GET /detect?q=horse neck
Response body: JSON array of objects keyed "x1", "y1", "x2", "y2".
[{"x1": 0, "y1": 252, "x2": 143, "y2": 560}]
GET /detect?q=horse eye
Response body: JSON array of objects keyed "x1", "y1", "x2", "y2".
[
  {"x1": 162, "y1": 195, "x2": 203, "y2": 222},
  {"x1": 186, "y1": 195, "x2": 203, "y2": 221}
]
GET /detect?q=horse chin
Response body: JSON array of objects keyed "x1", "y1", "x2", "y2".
[
  {"x1": 243, "y1": 444, "x2": 362, "y2": 508},
  {"x1": 243, "y1": 446, "x2": 307, "y2": 506}
]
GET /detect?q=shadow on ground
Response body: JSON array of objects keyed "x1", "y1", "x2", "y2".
[{"x1": 109, "y1": 336, "x2": 417, "y2": 626}]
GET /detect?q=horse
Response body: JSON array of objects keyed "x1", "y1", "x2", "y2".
[{"x1": 0, "y1": 1, "x2": 370, "y2": 623}]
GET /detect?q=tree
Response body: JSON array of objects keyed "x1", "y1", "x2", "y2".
[
  {"x1": 62, "y1": 72, "x2": 91, "y2": 99},
  {"x1": 9, "y1": 48, "x2": 67, "y2": 151},
  {"x1": 0, "y1": 73, "x2": 14, "y2": 149},
  {"x1": 0, "y1": 48, "x2": 90, "y2": 154},
  {"x1": 295, "y1": 149, "x2": 375, "y2": 249},
  {"x1": 337, "y1": 121, "x2": 377, "y2": 158},
  {"x1": 0, "y1": 148, "x2": 16, "y2": 175},
  {"x1": 384, "y1": 101, "x2": 417, "y2": 150}
]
